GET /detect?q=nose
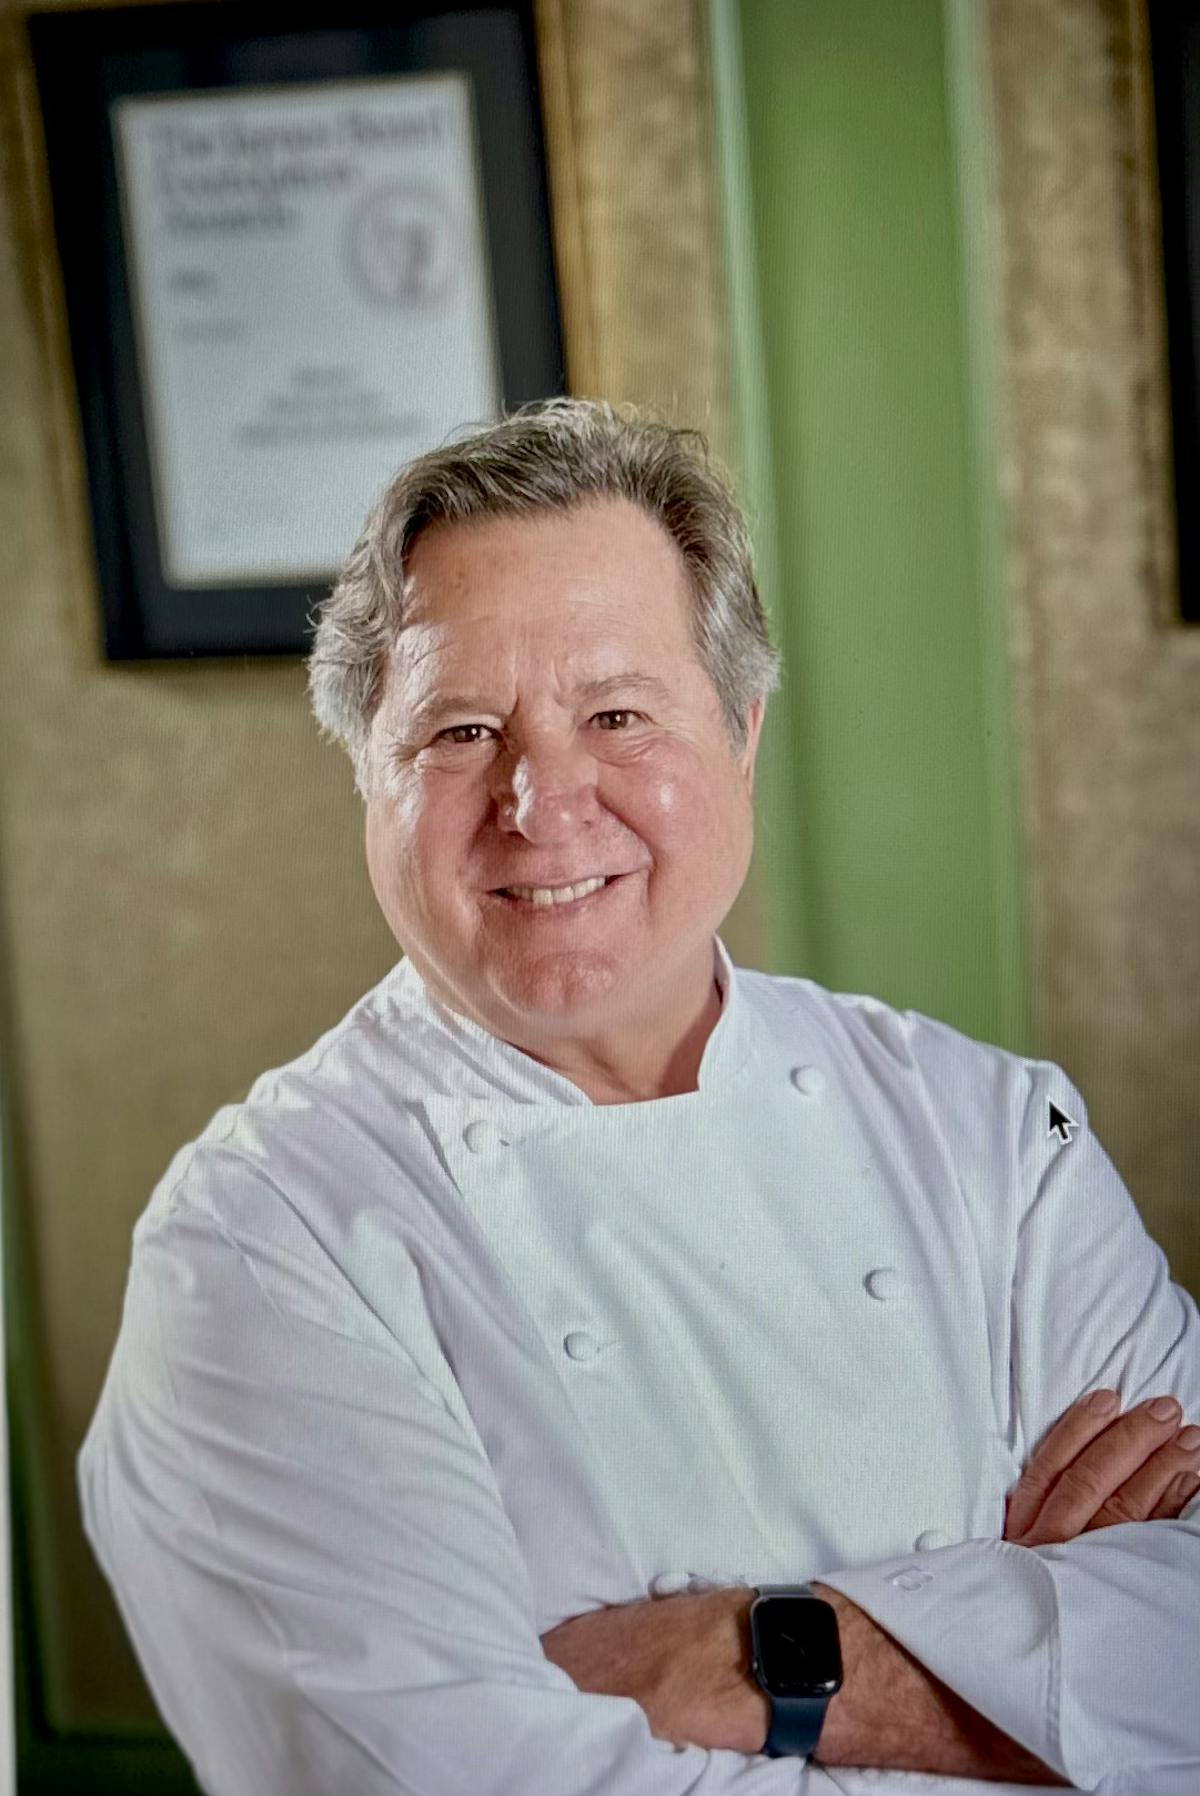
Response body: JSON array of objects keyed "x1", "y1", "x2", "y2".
[{"x1": 493, "y1": 739, "x2": 603, "y2": 841}]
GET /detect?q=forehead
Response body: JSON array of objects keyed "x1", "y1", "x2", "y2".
[
  {"x1": 402, "y1": 497, "x2": 687, "y2": 614},
  {"x1": 383, "y1": 500, "x2": 694, "y2": 695}
]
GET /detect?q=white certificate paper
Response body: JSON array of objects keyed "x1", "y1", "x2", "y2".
[{"x1": 113, "y1": 75, "x2": 502, "y2": 587}]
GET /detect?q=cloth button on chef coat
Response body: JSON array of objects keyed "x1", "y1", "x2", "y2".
[
  {"x1": 864, "y1": 1266, "x2": 903, "y2": 1301},
  {"x1": 463, "y1": 1120, "x2": 510, "y2": 1154},
  {"x1": 650, "y1": 1571, "x2": 691, "y2": 1597},
  {"x1": 790, "y1": 1065, "x2": 826, "y2": 1098},
  {"x1": 563, "y1": 1332, "x2": 599, "y2": 1362},
  {"x1": 889, "y1": 1566, "x2": 932, "y2": 1591},
  {"x1": 915, "y1": 1529, "x2": 952, "y2": 1551}
]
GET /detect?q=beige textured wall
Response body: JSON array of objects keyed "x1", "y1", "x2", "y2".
[
  {"x1": 0, "y1": 0, "x2": 752, "y2": 1733},
  {"x1": 983, "y1": 0, "x2": 1200, "y2": 1291},
  {"x1": 0, "y1": 0, "x2": 401, "y2": 1729}
]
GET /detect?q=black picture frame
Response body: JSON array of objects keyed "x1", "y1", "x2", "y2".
[
  {"x1": 1147, "y1": 0, "x2": 1200, "y2": 622},
  {"x1": 27, "y1": 0, "x2": 566, "y2": 660}
]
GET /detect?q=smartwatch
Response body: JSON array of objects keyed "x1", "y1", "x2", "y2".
[{"x1": 749, "y1": 1583, "x2": 843, "y2": 1758}]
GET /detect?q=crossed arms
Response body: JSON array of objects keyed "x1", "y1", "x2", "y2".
[
  {"x1": 541, "y1": 1389, "x2": 1200, "y2": 1783},
  {"x1": 80, "y1": 1068, "x2": 1200, "y2": 1796}
]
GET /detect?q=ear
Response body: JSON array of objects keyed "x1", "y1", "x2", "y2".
[{"x1": 740, "y1": 698, "x2": 766, "y2": 796}]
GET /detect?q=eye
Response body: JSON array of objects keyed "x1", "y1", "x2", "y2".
[
  {"x1": 436, "y1": 724, "x2": 490, "y2": 746},
  {"x1": 434, "y1": 710, "x2": 641, "y2": 746}
]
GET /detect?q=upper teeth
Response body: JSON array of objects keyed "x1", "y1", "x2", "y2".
[{"x1": 503, "y1": 876, "x2": 609, "y2": 905}]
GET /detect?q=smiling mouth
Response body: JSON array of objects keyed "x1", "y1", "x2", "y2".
[{"x1": 490, "y1": 874, "x2": 624, "y2": 909}]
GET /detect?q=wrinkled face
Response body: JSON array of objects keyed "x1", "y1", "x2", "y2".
[{"x1": 362, "y1": 498, "x2": 765, "y2": 1059}]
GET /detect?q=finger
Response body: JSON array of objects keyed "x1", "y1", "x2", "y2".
[
  {"x1": 1014, "y1": 1399, "x2": 1185, "y2": 1545},
  {"x1": 1082, "y1": 1427, "x2": 1200, "y2": 1532},
  {"x1": 1093, "y1": 1425, "x2": 1200, "y2": 1526},
  {"x1": 1004, "y1": 1390, "x2": 1122, "y2": 1539},
  {"x1": 1149, "y1": 1470, "x2": 1200, "y2": 1521}
]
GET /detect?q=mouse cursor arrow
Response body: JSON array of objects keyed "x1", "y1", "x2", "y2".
[{"x1": 1048, "y1": 1101, "x2": 1077, "y2": 1143}]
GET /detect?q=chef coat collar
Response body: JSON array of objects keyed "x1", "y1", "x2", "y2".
[{"x1": 385, "y1": 933, "x2": 753, "y2": 1104}]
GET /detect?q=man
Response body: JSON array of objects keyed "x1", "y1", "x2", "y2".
[{"x1": 80, "y1": 400, "x2": 1199, "y2": 1794}]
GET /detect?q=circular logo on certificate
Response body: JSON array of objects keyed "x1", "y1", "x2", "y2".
[{"x1": 345, "y1": 184, "x2": 455, "y2": 309}]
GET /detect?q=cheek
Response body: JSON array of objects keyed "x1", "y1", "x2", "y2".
[
  {"x1": 364, "y1": 807, "x2": 396, "y2": 903},
  {"x1": 629, "y1": 752, "x2": 734, "y2": 841},
  {"x1": 365, "y1": 800, "x2": 423, "y2": 895},
  {"x1": 368, "y1": 791, "x2": 471, "y2": 912}
]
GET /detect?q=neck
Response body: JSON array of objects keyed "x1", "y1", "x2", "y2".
[
  {"x1": 417, "y1": 949, "x2": 726, "y2": 1104},
  {"x1": 567, "y1": 973, "x2": 724, "y2": 1106}
]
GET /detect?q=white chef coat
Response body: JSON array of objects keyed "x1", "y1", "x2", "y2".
[{"x1": 78, "y1": 935, "x2": 1200, "y2": 1796}]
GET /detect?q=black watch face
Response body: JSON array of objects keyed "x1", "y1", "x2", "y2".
[{"x1": 753, "y1": 1597, "x2": 843, "y2": 1698}]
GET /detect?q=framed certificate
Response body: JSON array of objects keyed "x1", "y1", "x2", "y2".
[
  {"x1": 1147, "y1": 0, "x2": 1200, "y2": 623},
  {"x1": 27, "y1": 1, "x2": 565, "y2": 658}
]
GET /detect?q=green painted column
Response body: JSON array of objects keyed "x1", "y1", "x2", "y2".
[{"x1": 712, "y1": 0, "x2": 1031, "y2": 1053}]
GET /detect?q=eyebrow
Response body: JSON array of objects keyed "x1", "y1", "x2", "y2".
[{"x1": 408, "y1": 672, "x2": 673, "y2": 731}]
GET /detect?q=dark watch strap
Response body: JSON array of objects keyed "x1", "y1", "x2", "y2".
[{"x1": 763, "y1": 1695, "x2": 832, "y2": 1758}]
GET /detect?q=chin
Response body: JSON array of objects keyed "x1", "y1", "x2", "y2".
[{"x1": 487, "y1": 958, "x2": 634, "y2": 1013}]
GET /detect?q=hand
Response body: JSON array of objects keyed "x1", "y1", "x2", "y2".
[{"x1": 1004, "y1": 1390, "x2": 1200, "y2": 1548}]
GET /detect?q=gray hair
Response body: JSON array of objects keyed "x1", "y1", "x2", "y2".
[{"x1": 306, "y1": 398, "x2": 784, "y2": 796}]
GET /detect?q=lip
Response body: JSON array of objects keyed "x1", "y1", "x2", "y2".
[{"x1": 489, "y1": 872, "x2": 628, "y2": 894}]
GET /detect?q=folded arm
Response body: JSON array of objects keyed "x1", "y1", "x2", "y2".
[
  {"x1": 818, "y1": 1064, "x2": 1200, "y2": 1792},
  {"x1": 542, "y1": 1578, "x2": 1067, "y2": 1783},
  {"x1": 80, "y1": 1183, "x2": 834, "y2": 1796},
  {"x1": 545, "y1": 1061, "x2": 1200, "y2": 1792},
  {"x1": 543, "y1": 1390, "x2": 1196, "y2": 1783}
]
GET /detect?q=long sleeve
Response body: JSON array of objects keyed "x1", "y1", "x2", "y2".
[
  {"x1": 79, "y1": 1178, "x2": 826, "y2": 1796},
  {"x1": 818, "y1": 1060, "x2": 1200, "y2": 1794}
]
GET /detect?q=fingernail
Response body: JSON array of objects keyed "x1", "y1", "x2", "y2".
[
  {"x1": 1148, "y1": 1397, "x2": 1181, "y2": 1422},
  {"x1": 1176, "y1": 1425, "x2": 1200, "y2": 1454},
  {"x1": 1086, "y1": 1389, "x2": 1119, "y2": 1413}
]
